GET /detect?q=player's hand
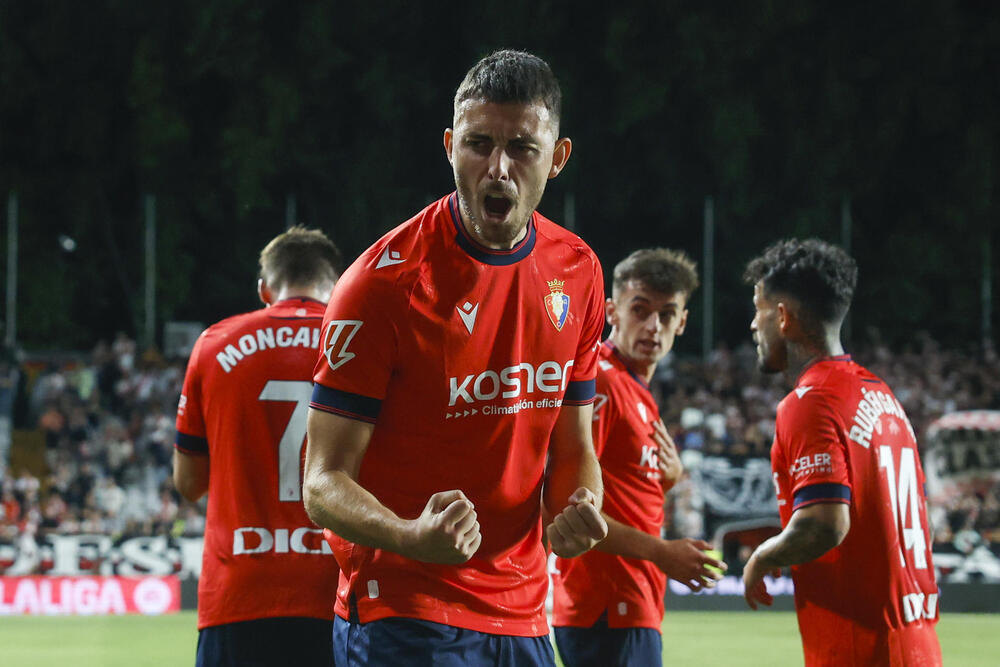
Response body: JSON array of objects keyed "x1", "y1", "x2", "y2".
[
  {"x1": 547, "y1": 487, "x2": 608, "y2": 558},
  {"x1": 653, "y1": 538, "x2": 727, "y2": 592},
  {"x1": 403, "y1": 490, "x2": 482, "y2": 564},
  {"x1": 653, "y1": 419, "x2": 682, "y2": 486},
  {"x1": 742, "y1": 550, "x2": 781, "y2": 610}
]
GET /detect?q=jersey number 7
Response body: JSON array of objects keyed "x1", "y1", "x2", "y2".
[{"x1": 258, "y1": 380, "x2": 312, "y2": 502}]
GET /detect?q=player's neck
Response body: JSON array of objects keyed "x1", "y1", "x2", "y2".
[
  {"x1": 271, "y1": 285, "x2": 331, "y2": 304},
  {"x1": 458, "y1": 210, "x2": 529, "y2": 250},
  {"x1": 785, "y1": 335, "x2": 845, "y2": 382},
  {"x1": 609, "y1": 339, "x2": 657, "y2": 384}
]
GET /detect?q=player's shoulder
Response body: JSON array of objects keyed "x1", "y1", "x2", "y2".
[
  {"x1": 595, "y1": 345, "x2": 629, "y2": 392},
  {"x1": 339, "y1": 196, "x2": 450, "y2": 292},
  {"x1": 199, "y1": 308, "x2": 267, "y2": 344},
  {"x1": 533, "y1": 212, "x2": 600, "y2": 264}
]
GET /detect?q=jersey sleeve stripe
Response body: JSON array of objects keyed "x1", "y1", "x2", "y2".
[
  {"x1": 310, "y1": 383, "x2": 381, "y2": 423},
  {"x1": 563, "y1": 379, "x2": 596, "y2": 405},
  {"x1": 792, "y1": 482, "x2": 851, "y2": 511},
  {"x1": 174, "y1": 431, "x2": 208, "y2": 455}
]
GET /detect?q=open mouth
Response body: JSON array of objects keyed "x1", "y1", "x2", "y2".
[{"x1": 483, "y1": 195, "x2": 513, "y2": 219}]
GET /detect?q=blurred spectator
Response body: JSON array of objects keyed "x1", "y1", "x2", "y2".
[{"x1": 2, "y1": 331, "x2": 999, "y2": 582}]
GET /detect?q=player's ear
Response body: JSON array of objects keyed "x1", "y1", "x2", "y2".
[
  {"x1": 676, "y1": 308, "x2": 689, "y2": 336},
  {"x1": 548, "y1": 137, "x2": 572, "y2": 179},
  {"x1": 776, "y1": 302, "x2": 789, "y2": 331},
  {"x1": 605, "y1": 297, "x2": 617, "y2": 328},
  {"x1": 258, "y1": 279, "x2": 273, "y2": 306},
  {"x1": 443, "y1": 128, "x2": 454, "y2": 165},
  {"x1": 776, "y1": 301, "x2": 799, "y2": 336}
]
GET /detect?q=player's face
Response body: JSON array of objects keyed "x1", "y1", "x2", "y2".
[
  {"x1": 751, "y1": 281, "x2": 787, "y2": 374},
  {"x1": 607, "y1": 280, "x2": 688, "y2": 375},
  {"x1": 444, "y1": 99, "x2": 571, "y2": 249}
]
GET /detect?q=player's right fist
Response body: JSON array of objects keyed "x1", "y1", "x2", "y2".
[{"x1": 402, "y1": 490, "x2": 482, "y2": 564}]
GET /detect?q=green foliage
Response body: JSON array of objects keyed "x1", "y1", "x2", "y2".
[{"x1": 0, "y1": 0, "x2": 996, "y2": 349}]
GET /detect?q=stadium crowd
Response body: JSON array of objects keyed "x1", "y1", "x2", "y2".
[
  {"x1": 1, "y1": 331, "x2": 998, "y2": 576},
  {"x1": 1, "y1": 333, "x2": 201, "y2": 547}
]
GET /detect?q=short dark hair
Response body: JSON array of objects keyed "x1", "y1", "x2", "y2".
[
  {"x1": 454, "y1": 50, "x2": 561, "y2": 129},
  {"x1": 743, "y1": 238, "x2": 857, "y2": 325},
  {"x1": 259, "y1": 226, "x2": 342, "y2": 290},
  {"x1": 613, "y1": 248, "x2": 700, "y2": 300}
]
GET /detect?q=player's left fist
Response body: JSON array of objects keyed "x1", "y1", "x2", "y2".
[{"x1": 547, "y1": 487, "x2": 608, "y2": 558}]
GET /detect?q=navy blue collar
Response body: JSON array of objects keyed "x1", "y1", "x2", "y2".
[
  {"x1": 797, "y1": 353, "x2": 853, "y2": 383},
  {"x1": 448, "y1": 193, "x2": 536, "y2": 266},
  {"x1": 606, "y1": 341, "x2": 652, "y2": 391}
]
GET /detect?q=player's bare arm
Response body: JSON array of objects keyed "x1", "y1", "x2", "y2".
[
  {"x1": 743, "y1": 501, "x2": 850, "y2": 609},
  {"x1": 304, "y1": 407, "x2": 482, "y2": 564},
  {"x1": 172, "y1": 449, "x2": 209, "y2": 502},
  {"x1": 544, "y1": 404, "x2": 609, "y2": 557},
  {"x1": 596, "y1": 514, "x2": 725, "y2": 591},
  {"x1": 652, "y1": 419, "x2": 683, "y2": 489}
]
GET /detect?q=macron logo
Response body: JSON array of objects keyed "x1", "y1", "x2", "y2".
[
  {"x1": 376, "y1": 247, "x2": 406, "y2": 269},
  {"x1": 457, "y1": 301, "x2": 479, "y2": 334},
  {"x1": 795, "y1": 386, "x2": 814, "y2": 399}
]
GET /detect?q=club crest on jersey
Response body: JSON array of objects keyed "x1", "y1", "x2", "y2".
[{"x1": 544, "y1": 279, "x2": 570, "y2": 331}]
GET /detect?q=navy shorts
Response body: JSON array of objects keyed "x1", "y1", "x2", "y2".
[
  {"x1": 334, "y1": 615, "x2": 555, "y2": 666},
  {"x1": 196, "y1": 616, "x2": 334, "y2": 667},
  {"x1": 554, "y1": 614, "x2": 662, "y2": 667}
]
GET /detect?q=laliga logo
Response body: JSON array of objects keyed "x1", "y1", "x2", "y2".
[
  {"x1": 133, "y1": 578, "x2": 174, "y2": 615},
  {"x1": 323, "y1": 320, "x2": 363, "y2": 371}
]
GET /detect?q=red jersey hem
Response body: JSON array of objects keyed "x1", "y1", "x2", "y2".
[
  {"x1": 334, "y1": 601, "x2": 550, "y2": 637},
  {"x1": 198, "y1": 609, "x2": 336, "y2": 631}
]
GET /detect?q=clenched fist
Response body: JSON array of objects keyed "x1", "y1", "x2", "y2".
[
  {"x1": 547, "y1": 487, "x2": 608, "y2": 558},
  {"x1": 402, "y1": 490, "x2": 482, "y2": 564}
]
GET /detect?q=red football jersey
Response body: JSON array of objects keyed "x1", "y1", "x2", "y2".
[
  {"x1": 175, "y1": 298, "x2": 339, "y2": 629},
  {"x1": 310, "y1": 193, "x2": 605, "y2": 637},
  {"x1": 553, "y1": 342, "x2": 667, "y2": 630},
  {"x1": 772, "y1": 355, "x2": 941, "y2": 666}
]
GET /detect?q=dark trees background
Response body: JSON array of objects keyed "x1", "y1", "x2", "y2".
[{"x1": 1, "y1": 1, "x2": 996, "y2": 352}]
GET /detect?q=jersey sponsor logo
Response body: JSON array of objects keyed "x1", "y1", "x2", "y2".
[
  {"x1": 375, "y1": 246, "x2": 406, "y2": 269},
  {"x1": 543, "y1": 279, "x2": 570, "y2": 331},
  {"x1": 794, "y1": 385, "x2": 813, "y2": 398},
  {"x1": 847, "y1": 386, "x2": 915, "y2": 449},
  {"x1": 448, "y1": 359, "x2": 575, "y2": 407},
  {"x1": 639, "y1": 444, "x2": 662, "y2": 481},
  {"x1": 215, "y1": 326, "x2": 320, "y2": 372},
  {"x1": 901, "y1": 592, "x2": 938, "y2": 622},
  {"x1": 322, "y1": 320, "x2": 363, "y2": 371},
  {"x1": 448, "y1": 397, "x2": 563, "y2": 418},
  {"x1": 457, "y1": 300, "x2": 479, "y2": 334},
  {"x1": 788, "y1": 452, "x2": 833, "y2": 479},
  {"x1": 176, "y1": 394, "x2": 187, "y2": 417},
  {"x1": 232, "y1": 526, "x2": 334, "y2": 556}
]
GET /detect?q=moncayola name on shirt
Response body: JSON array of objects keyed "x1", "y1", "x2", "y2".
[{"x1": 215, "y1": 327, "x2": 321, "y2": 372}]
